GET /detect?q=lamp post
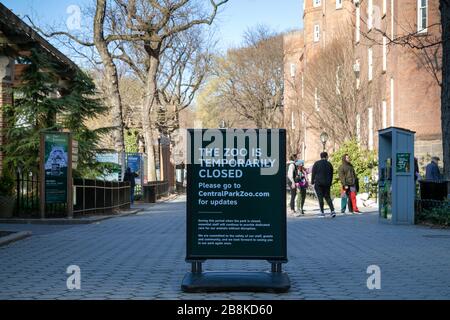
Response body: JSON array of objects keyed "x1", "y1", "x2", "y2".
[
  {"x1": 219, "y1": 119, "x2": 228, "y2": 129},
  {"x1": 320, "y1": 131, "x2": 329, "y2": 152}
]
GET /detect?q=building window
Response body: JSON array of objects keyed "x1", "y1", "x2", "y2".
[
  {"x1": 390, "y1": 78, "x2": 395, "y2": 126},
  {"x1": 368, "y1": 0, "x2": 373, "y2": 30},
  {"x1": 313, "y1": 0, "x2": 321, "y2": 8},
  {"x1": 291, "y1": 111, "x2": 295, "y2": 130},
  {"x1": 382, "y1": 100, "x2": 387, "y2": 128},
  {"x1": 418, "y1": 0, "x2": 428, "y2": 33},
  {"x1": 314, "y1": 88, "x2": 320, "y2": 111},
  {"x1": 302, "y1": 111, "x2": 307, "y2": 160},
  {"x1": 355, "y1": 6, "x2": 360, "y2": 43},
  {"x1": 382, "y1": 36, "x2": 387, "y2": 72},
  {"x1": 391, "y1": 0, "x2": 395, "y2": 37},
  {"x1": 354, "y1": 59, "x2": 360, "y2": 89},
  {"x1": 314, "y1": 24, "x2": 320, "y2": 42},
  {"x1": 336, "y1": 66, "x2": 341, "y2": 95},
  {"x1": 290, "y1": 63, "x2": 296, "y2": 78},
  {"x1": 368, "y1": 107, "x2": 374, "y2": 150},
  {"x1": 336, "y1": 0, "x2": 343, "y2": 9},
  {"x1": 368, "y1": 47, "x2": 373, "y2": 81},
  {"x1": 301, "y1": 73, "x2": 304, "y2": 98}
]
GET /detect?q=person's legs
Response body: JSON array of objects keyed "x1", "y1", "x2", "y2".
[
  {"x1": 347, "y1": 189, "x2": 354, "y2": 212},
  {"x1": 323, "y1": 186, "x2": 335, "y2": 212},
  {"x1": 290, "y1": 187, "x2": 296, "y2": 212},
  {"x1": 349, "y1": 186, "x2": 359, "y2": 212},
  {"x1": 296, "y1": 187, "x2": 301, "y2": 212},
  {"x1": 315, "y1": 185, "x2": 325, "y2": 213},
  {"x1": 130, "y1": 186, "x2": 135, "y2": 204},
  {"x1": 300, "y1": 188, "x2": 306, "y2": 213},
  {"x1": 340, "y1": 188, "x2": 347, "y2": 213}
]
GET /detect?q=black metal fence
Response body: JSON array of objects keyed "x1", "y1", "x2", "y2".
[
  {"x1": 15, "y1": 171, "x2": 39, "y2": 217},
  {"x1": 73, "y1": 178, "x2": 130, "y2": 216},
  {"x1": 14, "y1": 173, "x2": 132, "y2": 217}
]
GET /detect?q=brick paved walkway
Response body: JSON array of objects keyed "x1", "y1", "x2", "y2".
[{"x1": 1, "y1": 195, "x2": 449, "y2": 300}]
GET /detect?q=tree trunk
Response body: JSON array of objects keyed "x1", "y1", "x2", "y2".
[
  {"x1": 440, "y1": 0, "x2": 450, "y2": 195},
  {"x1": 94, "y1": 0, "x2": 125, "y2": 154},
  {"x1": 142, "y1": 45, "x2": 161, "y2": 181}
]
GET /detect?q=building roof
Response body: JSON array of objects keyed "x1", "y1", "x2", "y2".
[{"x1": 0, "y1": 2, "x2": 79, "y2": 78}]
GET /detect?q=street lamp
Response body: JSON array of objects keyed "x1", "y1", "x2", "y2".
[
  {"x1": 219, "y1": 119, "x2": 227, "y2": 129},
  {"x1": 320, "y1": 131, "x2": 329, "y2": 152}
]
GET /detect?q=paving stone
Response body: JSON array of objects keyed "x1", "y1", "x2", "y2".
[{"x1": 1, "y1": 196, "x2": 450, "y2": 300}]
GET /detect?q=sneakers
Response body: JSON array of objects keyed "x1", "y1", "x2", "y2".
[{"x1": 330, "y1": 211, "x2": 336, "y2": 218}]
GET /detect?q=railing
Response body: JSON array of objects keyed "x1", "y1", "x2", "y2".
[
  {"x1": 15, "y1": 172, "x2": 39, "y2": 217},
  {"x1": 73, "y1": 178, "x2": 130, "y2": 216},
  {"x1": 176, "y1": 181, "x2": 186, "y2": 194},
  {"x1": 142, "y1": 181, "x2": 170, "y2": 203},
  {"x1": 146, "y1": 181, "x2": 170, "y2": 198},
  {"x1": 13, "y1": 173, "x2": 158, "y2": 218},
  {"x1": 14, "y1": 172, "x2": 67, "y2": 217}
]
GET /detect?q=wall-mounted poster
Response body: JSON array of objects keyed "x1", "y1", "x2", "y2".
[
  {"x1": 43, "y1": 133, "x2": 69, "y2": 203},
  {"x1": 396, "y1": 153, "x2": 410, "y2": 173}
]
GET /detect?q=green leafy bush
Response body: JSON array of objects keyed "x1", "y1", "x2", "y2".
[
  {"x1": 416, "y1": 200, "x2": 450, "y2": 227},
  {"x1": 1, "y1": 49, "x2": 109, "y2": 177},
  {"x1": 330, "y1": 139, "x2": 378, "y2": 197},
  {"x1": 0, "y1": 171, "x2": 15, "y2": 197}
]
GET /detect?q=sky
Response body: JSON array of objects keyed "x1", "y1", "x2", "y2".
[{"x1": 0, "y1": 0, "x2": 304, "y2": 52}]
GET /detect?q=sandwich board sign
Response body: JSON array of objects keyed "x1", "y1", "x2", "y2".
[{"x1": 182, "y1": 128, "x2": 289, "y2": 293}]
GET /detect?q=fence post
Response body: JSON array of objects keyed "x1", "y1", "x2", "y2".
[{"x1": 15, "y1": 170, "x2": 20, "y2": 216}]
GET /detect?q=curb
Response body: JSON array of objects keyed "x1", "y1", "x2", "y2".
[
  {"x1": 0, "y1": 208, "x2": 143, "y2": 225},
  {"x1": 0, "y1": 231, "x2": 32, "y2": 247}
]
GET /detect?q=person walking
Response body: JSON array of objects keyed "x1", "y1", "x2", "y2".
[
  {"x1": 295, "y1": 160, "x2": 308, "y2": 215},
  {"x1": 311, "y1": 152, "x2": 336, "y2": 218},
  {"x1": 425, "y1": 156, "x2": 442, "y2": 182},
  {"x1": 124, "y1": 167, "x2": 138, "y2": 204},
  {"x1": 338, "y1": 154, "x2": 360, "y2": 214},
  {"x1": 287, "y1": 154, "x2": 298, "y2": 215}
]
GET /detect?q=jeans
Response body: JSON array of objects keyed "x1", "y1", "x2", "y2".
[
  {"x1": 314, "y1": 184, "x2": 335, "y2": 213},
  {"x1": 130, "y1": 186, "x2": 135, "y2": 204},
  {"x1": 296, "y1": 187, "x2": 307, "y2": 211},
  {"x1": 290, "y1": 187, "x2": 296, "y2": 211}
]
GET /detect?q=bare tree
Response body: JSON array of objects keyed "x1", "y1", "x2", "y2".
[
  {"x1": 301, "y1": 33, "x2": 381, "y2": 147},
  {"x1": 359, "y1": 0, "x2": 450, "y2": 192},
  {"x1": 213, "y1": 26, "x2": 284, "y2": 128},
  {"x1": 195, "y1": 77, "x2": 254, "y2": 128},
  {"x1": 101, "y1": 0, "x2": 228, "y2": 180},
  {"x1": 31, "y1": 0, "x2": 126, "y2": 153}
]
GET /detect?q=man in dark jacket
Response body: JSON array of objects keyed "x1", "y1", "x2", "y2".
[
  {"x1": 338, "y1": 154, "x2": 360, "y2": 214},
  {"x1": 311, "y1": 152, "x2": 336, "y2": 218},
  {"x1": 124, "y1": 167, "x2": 138, "y2": 204},
  {"x1": 425, "y1": 157, "x2": 442, "y2": 182}
]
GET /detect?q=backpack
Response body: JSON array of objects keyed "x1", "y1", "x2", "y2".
[
  {"x1": 295, "y1": 169, "x2": 308, "y2": 188},
  {"x1": 286, "y1": 162, "x2": 297, "y2": 188}
]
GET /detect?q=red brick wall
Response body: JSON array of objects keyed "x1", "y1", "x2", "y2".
[{"x1": 285, "y1": 0, "x2": 442, "y2": 163}]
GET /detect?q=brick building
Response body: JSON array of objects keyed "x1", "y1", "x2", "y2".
[
  {"x1": 0, "y1": 3, "x2": 79, "y2": 174},
  {"x1": 284, "y1": 0, "x2": 442, "y2": 169}
]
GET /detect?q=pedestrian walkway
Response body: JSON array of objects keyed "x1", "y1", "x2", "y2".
[{"x1": 0, "y1": 195, "x2": 449, "y2": 300}]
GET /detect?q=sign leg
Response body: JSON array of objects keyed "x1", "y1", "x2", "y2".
[
  {"x1": 271, "y1": 262, "x2": 282, "y2": 273},
  {"x1": 191, "y1": 261, "x2": 203, "y2": 274}
]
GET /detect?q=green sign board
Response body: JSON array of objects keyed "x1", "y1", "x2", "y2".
[
  {"x1": 44, "y1": 133, "x2": 69, "y2": 203},
  {"x1": 186, "y1": 129, "x2": 287, "y2": 261},
  {"x1": 396, "y1": 153, "x2": 410, "y2": 173}
]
